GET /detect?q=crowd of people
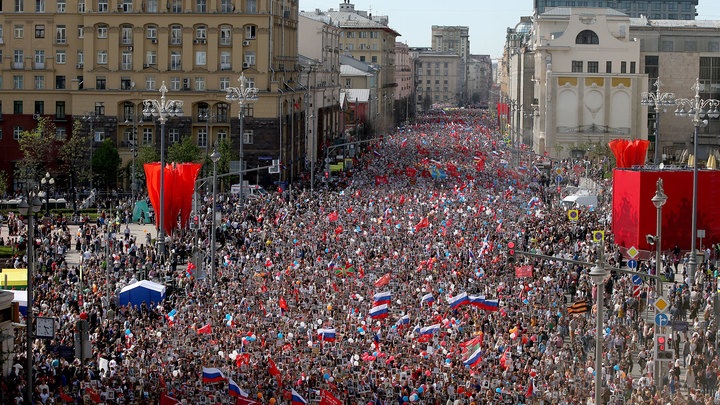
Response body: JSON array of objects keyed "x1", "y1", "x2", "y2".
[{"x1": 2, "y1": 109, "x2": 720, "y2": 405}]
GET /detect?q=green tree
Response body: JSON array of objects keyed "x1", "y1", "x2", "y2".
[
  {"x1": 92, "y1": 139, "x2": 121, "y2": 191},
  {"x1": 16, "y1": 117, "x2": 57, "y2": 186},
  {"x1": 59, "y1": 119, "x2": 91, "y2": 211},
  {"x1": 167, "y1": 135, "x2": 202, "y2": 163},
  {"x1": 0, "y1": 170, "x2": 9, "y2": 197},
  {"x1": 124, "y1": 144, "x2": 160, "y2": 196}
]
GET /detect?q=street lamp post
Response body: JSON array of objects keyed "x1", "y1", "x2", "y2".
[
  {"x1": 124, "y1": 114, "x2": 145, "y2": 204},
  {"x1": 588, "y1": 243, "x2": 610, "y2": 405},
  {"x1": 143, "y1": 82, "x2": 184, "y2": 259},
  {"x1": 651, "y1": 177, "x2": 668, "y2": 388},
  {"x1": 18, "y1": 195, "x2": 41, "y2": 405},
  {"x1": 641, "y1": 78, "x2": 676, "y2": 165},
  {"x1": 225, "y1": 73, "x2": 259, "y2": 203},
  {"x1": 41, "y1": 172, "x2": 54, "y2": 217},
  {"x1": 83, "y1": 112, "x2": 98, "y2": 191},
  {"x1": 209, "y1": 149, "x2": 221, "y2": 286},
  {"x1": 674, "y1": 78, "x2": 720, "y2": 285}
]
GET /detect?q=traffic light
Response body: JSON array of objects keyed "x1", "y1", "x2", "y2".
[
  {"x1": 507, "y1": 241, "x2": 516, "y2": 264},
  {"x1": 655, "y1": 334, "x2": 673, "y2": 360}
]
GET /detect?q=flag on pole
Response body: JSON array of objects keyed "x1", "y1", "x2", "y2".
[
  {"x1": 319, "y1": 389, "x2": 342, "y2": 405},
  {"x1": 197, "y1": 323, "x2": 212, "y2": 334},
  {"x1": 291, "y1": 389, "x2": 308, "y2": 405},
  {"x1": 421, "y1": 292, "x2": 434, "y2": 306},
  {"x1": 373, "y1": 291, "x2": 392, "y2": 306},
  {"x1": 447, "y1": 292, "x2": 469, "y2": 309},
  {"x1": 317, "y1": 328, "x2": 337, "y2": 342},
  {"x1": 415, "y1": 217, "x2": 429, "y2": 231},
  {"x1": 419, "y1": 323, "x2": 441, "y2": 336},
  {"x1": 374, "y1": 273, "x2": 391, "y2": 287},
  {"x1": 369, "y1": 304, "x2": 389, "y2": 319},
  {"x1": 228, "y1": 378, "x2": 248, "y2": 398},
  {"x1": 202, "y1": 367, "x2": 226, "y2": 383}
]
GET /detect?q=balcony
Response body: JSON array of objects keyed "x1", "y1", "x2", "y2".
[
  {"x1": 13, "y1": 62, "x2": 24, "y2": 70},
  {"x1": 34, "y1": 62, "x2": 45, "y2": 70},
  {"x1": 220, "y1": 63, "x2": 231, "y2": 71},
  {"x1": 170, "y1": 63, "x2": 181, "y2": 71}
]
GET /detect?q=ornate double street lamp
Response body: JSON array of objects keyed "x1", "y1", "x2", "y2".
[
  {"x1": 674, "y1": 78, "x2": 720, "y2": 285},
  {"x1": 641, "y1": 78, "x2": 675, "y2": 165},
  {"x1": 143, "y1": 82, "x2": 184, "y2": 258},
  {"x1": 225, "y1": 73, "x2": 258, "y2": 202}
]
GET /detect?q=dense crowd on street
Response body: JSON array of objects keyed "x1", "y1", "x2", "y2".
[{"x1": 2, "y1": 109, "x2": 720, "y2": 405}]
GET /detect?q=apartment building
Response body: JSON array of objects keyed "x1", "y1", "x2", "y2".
[
  {"x1": 298, "y1": 13, "x2": 342, "y2": 167},
  {"x1": 306, "y1": 1, "x2": 399, "y2": 134},
  {"x1": 394, "y1": 42, "x2": 414, "y2": 124},
  {"x1": 414, "y1": 50, "x2": 462, "y2": 110},
  {"x1": 0, "y1": 0, "x2": 305, "y2": 189}
]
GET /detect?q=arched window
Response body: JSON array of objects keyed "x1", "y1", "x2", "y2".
[{"x1": 576, "y1": 30, "x2": 599, "y2": 45}]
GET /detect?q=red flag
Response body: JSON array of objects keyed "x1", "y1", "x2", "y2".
[
  {"x1": 374, "y1": 273, "x2": 391, "y2": 287},
  {"x1": 279, "y1": 297, "x2": 288, "y2": 310},
  {"x1": 160, "y1": 393, "x2": 182, "y2": 405},
  {"x1": 320, "y1": 389, "x2": 343, "y2": 405},
  {"x1": 515, "y1": 265, "x2": 533, "y2": 278},
  {"x1": 399, "y1": 195, "x2": 405, "y2": 205},
  {"x1": 328, "y1": 212, "x2": 338, "y2": 222},
  {"x1": 59, "y1": 393, "x2": 74, "y2": 403},
  {"x1": 332, "y1": 283, "x2": 338, "y2": 292},
  {"x1": 268, "y1": 359, "x2": 281, "y2": 376},
  {"x1": 236, "y1": 353, "x2": 250, "y2": 367},
  {"x1": 334, "y1": 225, "x2": 343, "y2": 235},
  {"x1": 197, "y1": 323, "x2": 212, "y2": 334},
  {"x1": 85, "y1": 388, "x2": 101, "y2": 404},
  {"x1": 415, "y1": 217, "x2": 429, "y2": 231},
  {"x1": 405, "y1": 167, "x2": 417, "y2": 177}
]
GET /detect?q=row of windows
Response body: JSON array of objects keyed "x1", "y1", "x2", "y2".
[
  {"x1": 417, "y1": 62, "x2": 450, "y2": 68},
  {"x1": 2, "y1": 23, "x2": 256, "y2": 44},
  {"x1": 4, "y1": 0, "x2": 257, "y2": 14},
  {"x1": 422, "y1": 69, "x2": 451, "y2": 76},
  {"x1": 3, "y1": 72, "x2": 255, "y2": 91},
  {"x1": 341, "y1": 31, "x2": 379, "y2": 39},
  {"x1": 571, "y1": 60, "x2": 636, "y2": 74},
  {"x1": 6, "y1": 47, "x2": 256, "y2": 72},
  {"x1": 340, "y1": 43, "x2": 379, "y2": 51}
]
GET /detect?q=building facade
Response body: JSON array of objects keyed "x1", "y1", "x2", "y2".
[
  {"x1": 308, "y1": 1, "x2": 399, "y2": 134},
  {"x1": 531, "y1": 7, "x2": 648, "y2": 157},
  {"x1": 298, "y1": 14, "x2": 342, "y2": 171},
  {"x1": 503, "y1": 17, "x2": 536, "y2": 147},
  {"x1": 431, "y1": 25, "x2": 469, "y2": 104},
  {"x1": 534, "y1": 0, "x2": 698, "y2": 19},
  {"x1": 466, "y1": 54, "x2": 493, "y2": 107},
  {"x1": 415, "y1": 50, "x2": 462, "y2": 110},
  {"x1": 631, "y1": 17, "x2": 720, "y2": 161},
  {"x1": 339, "y1": 54, "x2": 378, "y2": 134},
  {"x1": 0, "y1": 0, "x2": 305, "y2": 190},
  {"x1": 394, "y1": 42, "x2": 414, "y2": 125}
]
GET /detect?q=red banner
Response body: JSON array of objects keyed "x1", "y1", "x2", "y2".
[
  {"x1": 144, "y1": 162, "x2": 202, "y2": 235},
  {"x1": 515, "y1": 265, "x2": 533, "y2": 278},
  {"x1": 320, "y1": 390, "x2": 342, "y2": 405}
]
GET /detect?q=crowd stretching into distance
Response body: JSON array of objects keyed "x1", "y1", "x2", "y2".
[{"x1": 2, "y1": 109, "x2": 720, "y2": 405}]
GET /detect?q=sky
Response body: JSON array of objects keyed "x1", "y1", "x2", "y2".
[{"x1": 300, "y1": 0, "x2": 720, "y2": 59}]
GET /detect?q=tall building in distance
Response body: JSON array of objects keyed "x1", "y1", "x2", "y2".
[
  {"x1": 431, "y1": 25, "x2": 470, "y2": 104},
  {"x1": 533, "y1": 0, "x2": 698, "y2": 19},
  {"x1": 431, "y1": 25, "x2": 470, "y2": 59},
  {"x1": 0, "y1": 0, "x2": 305, "y2": 190}
]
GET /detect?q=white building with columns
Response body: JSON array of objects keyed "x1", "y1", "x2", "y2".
[{"x1": 532, "y1": 7, "x2": 648, "y2": 157}]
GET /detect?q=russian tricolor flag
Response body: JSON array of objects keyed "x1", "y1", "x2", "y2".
[
  {"x1": 447, "y1": 292, "x2": 469, "y2": 309},
  {"x1": 482, "y1": 299, "x2": 499, "y2": 311},
  {"x1": 419, "y1": 323, "x2": 441, "y2": 336},
  {"x1": 397, "y1": 314, "x2": 410, "y2": 327},
  {"x1": 421, "y1": 293, "x2": 434, "y2": 306},
  {"x1": 369, "y1": 304, "x2": 389, "y2": 319},
  {"x1": 462, "y1": 346, "x2": 483, "y2": 368},
  {"x1": 469, "y1": 295, "x2": 485, "y2": 307},
  {"x1": 291, "y1": 389, "x2": 308, "y2": 405},
  {"x1": 373, "y1": 291, "x2": 392, "y2": 306},
  {"x1": 228, "y1": 378, "x2": 247, "y2": 398},
  {"x1": 317, "y1": 328, "x2": 337, "y2": 342},
  {"x1": 202, "y1": 367, "x2": 226, "y2": 384}
]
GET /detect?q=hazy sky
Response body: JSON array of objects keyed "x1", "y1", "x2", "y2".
[{"x1": 299, "y1": 0, "x2": 720, "y2": 58}]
